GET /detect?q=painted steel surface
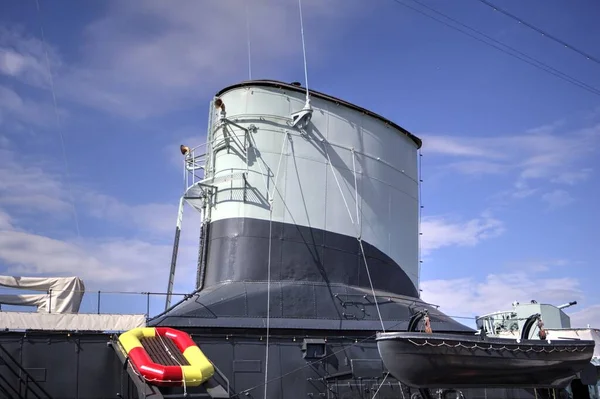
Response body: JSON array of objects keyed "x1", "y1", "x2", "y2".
[
  {"x1": 201, "y1": 217, "x2": 419, "y2": 298},
  {"x1": 155, "y1": 81, "x2": 469, "y2": 331},
  {"x1": 118, "y1": 327, "x2": 214, "y2": 387},
  {"x1": 205, "y1": 81, "x2": 420, "y2": 293},
  {"x1": 0, "y1": 330, "x2": 586, "y2": 398}
]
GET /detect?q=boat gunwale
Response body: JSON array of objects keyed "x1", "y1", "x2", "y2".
[{"x1": 376, "y1": 331, "x2": 596, "y2": 348}]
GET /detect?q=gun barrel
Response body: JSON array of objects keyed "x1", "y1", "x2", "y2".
[{"x1": 557, "y1": 301, "x2": 577, "y2": 310}]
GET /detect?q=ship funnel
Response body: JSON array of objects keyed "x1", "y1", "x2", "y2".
[
  {"x1": 557, "y1": 301, "x2": 578, "y2": 310},
  {"x1": 194, "y1": 81, "x2": 422, "y2": 298}
]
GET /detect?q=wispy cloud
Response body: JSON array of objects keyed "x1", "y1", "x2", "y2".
[
  {"x1": 421, "y1": 123, "x2": 599, "y2": 208},
  {"x1": 421, "y1": 272, "x2": 583, "y2": 322},
  {"x1": 504, "y1": 258, "x2": 571, "y2": 273},
  {"x1": 0, "y1": 140, "x2": 198, "y2": 292},
  {"x1": 541, "y1": 189, "x2": 574, "y2": 210},
  {"x1": 570, "y1": 305, "x2": 600, "y2": 329},
  {"x1": 0, "y1": 26, "x2": 58, "y2": 88},
  {"x1": 422, "y1": 136, "x2": 500, "y2": 158},
  {"x1": 83, "y1": 193, "x2": 179, "y2": 236},
  {"x1": 550, "y1": 168, "x2": 593, "y2": 185},
  {"x1": 420, "y1": 213, "x2": 505, "y2": 255},
  {"x1": 423, "y1": 125, "x2": 599, "y2": 183},
  {"x1": 1, "y1": 0, "x2": 360, "y2": 119},
  {"x1": 0, "y1": 147, "x2": 73, "y2": 217},
  {"x1": 0, "y1": 209, "x2": 11, "y2": 230},
  {"x1": 0, "y1": 85, "x2": 62, "y2": 128}
]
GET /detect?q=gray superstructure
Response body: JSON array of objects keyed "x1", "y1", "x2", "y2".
[
  {"x1": 152, "y1": 80, "x2": 466, "y2": 333},
  {"x1": 1, "y1": 80, "x2": 587, "y2": 399}
]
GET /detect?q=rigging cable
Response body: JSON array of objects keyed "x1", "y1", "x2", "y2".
[
  {"x1": 371, "y1": 372, "x2": 390, "y2": 398},
  {"x1": 245, "y1": 0, "x2": 252, "y2": 80},
  {"x1": 417, "y1": 150, "x2": 423, "y2": 296},
  {"x1": 326, "y1": 145, "x2": 385, "y2": 331},
  {"x1": 35, "y1": 0, "x2": 81, "y2": 238},
  {"x1": 263, "y1": 132, "x2": 290, "y2": 399},
  {"x1": 390, "y1": 0, "x2": 600, "y2": 97},
  {"x1": 298, "y1": 0, "x2": 310, "y2": 103},
  {"x1": 476, "y1": 0, "x2": 600, "y2": 66},
  {"x1": 232, "y1": 311, "x2": 473, "y2": 398},
  {"x1": 156, "y1": 332, "x2": 188, "y2": 395}
]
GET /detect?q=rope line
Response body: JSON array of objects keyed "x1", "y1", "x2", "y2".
[
  {"x1": 35, "y1": 0, "x2": 81, "y2": 238},
  {"x1": 263, "y1": 132, "x2": 290, "y2": 399},
  {"x1": 264, "y1": 205, "x2": 273, "y2": 399},
  {"x1": 233, "y1": 317, "x2": 409, "y2": 398},
  {"x1": 324, "y1": 142, "x2": 385, "y2": 331},
  {"x1": 351, "y1": 149, "x2": 361, "y2": 234},
  {"x1": 371, "y1": 372, "x2": 390, "y2": 398},
  {"x1": 417, "y1": 150, "x2": 423, "y2": 294},
  {"x1": 391, "y1": 0, "x2": 600, "y2": 97},
  {"x1": 406, "y1": 338, "x2": 589, "y2": 353},
  {"x1": 245, "y1": 1, "x2": 252, "y2": 80},
  {"x1": 476, "y1": 0, "x2": 600, "y2": 66},
  {"x1": 324, "y1": 145, "x2": 354, "y2": 224},
  {"x1": 156, "y1": 333, "x2": 187, "y2": 396},
  {"x1": 359, "y1": 240, "x2": 385, "y2": 331},
  {"x1": 298, "y1": 0, "x2": 310, "y2": 100}
]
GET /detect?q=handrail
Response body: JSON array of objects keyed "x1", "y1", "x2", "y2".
[
  {"x1": 0, "y1": 343, "x2": 53, "y2": 398},
  {"x1": 0, "y1": 371, "x2": 24, "y2": 399},
  {"x1": 0, "y1": 290, "x2": 193, "y2": 318}
]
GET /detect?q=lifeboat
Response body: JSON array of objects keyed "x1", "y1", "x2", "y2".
[
  {"x1": 376, "y1": 331, "x2": 595, "y2": 389},
  {"x1": 118, "y1": 327, "x2": 214, "y2": 387}
]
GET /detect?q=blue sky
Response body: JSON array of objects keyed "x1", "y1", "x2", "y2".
[{"x1": 0, "y1": 0, "x2": 599, "y2": 326}]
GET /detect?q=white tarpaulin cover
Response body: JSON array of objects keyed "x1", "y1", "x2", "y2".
[
  {"x1": 0, "y1": 276, "x2": 85, "y2": 313},
  {"x1": 0, "y1": 312, "x2": 146, "y2": 331}
]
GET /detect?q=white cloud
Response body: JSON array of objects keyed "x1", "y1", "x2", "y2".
[
  {"x1": 551, "y1": 168, "x2": 593, "y2": 185},
  {"x1": 83, "y1": 193, "x2": 180, "y2": 236},
  {"x1": 421, "y1": 272, "x2": 584, "y2": 322},
  {"x1": 420, "y1": 214, "x2": 505, "y2": 255},
  {"x1": 524, "y1": 119, "x2": 566, "y2": 135},
  {"x1": 0, "y1": 27, "x2": 58, "y2": 88},
  {"x1": 0, "y1": 209, "x2": 11, "y2": 230},
  {"x1": 0, "y1": 143, "x2": 186, "y2": 236},
  {"x1": 541, "y1": 189, "x2": 574, "y2": 209},
  {"x1": 421, "y1": 261, "x2": 600, "y2": 329},
  {"x1": 422, "y1": 135, "x2": 500, "y2": 158},
  {"x1": 504, "y1": 259, "x2": 570, "y2": 273},
  {"x1": 1, "y1": 0, "x2": 360, "y2": 119},
  {"x1": 0, "y1": 142, "x2": 199, "y2": 296},
  {"x1": 570, "y1": 305, "x2": 600, "y2": 329},
  {"x1": 421, "y1": 124, "x2": 599, "y2": 192},
  {"x1": 443, "y1": 160, "x2": 506, "y2": 176},
  {"x1": 0, "y1": 85, "x2": 62, "y2": 128},
  {"x1": 0, "y1": 231, "x2": 139, "y2": 283},
  {"x1": 0, "y1": 147, "x2": 73, "y2": 217},
  {"x1": 0, "y1": 227, "x2": 201, "y2": 296}
]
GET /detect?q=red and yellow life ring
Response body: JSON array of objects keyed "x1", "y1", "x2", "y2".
[{"x1": 118, "y1": 327, "x2": 214, "y2": 387}]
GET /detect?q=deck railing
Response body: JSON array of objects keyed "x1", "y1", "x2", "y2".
[{"x1": 0, "y1": 289, "x2": 192, "y2": 320}]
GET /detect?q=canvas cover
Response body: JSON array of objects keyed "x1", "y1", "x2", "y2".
[
  {"x1": 0, "y1": 312, "x2": 146, "y2": 331},
  {"x1": 0, "y1": 276, "x2": 85, "y2": 313}
]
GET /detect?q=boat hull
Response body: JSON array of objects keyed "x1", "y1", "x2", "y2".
[{"x1": 376, "y1": 332, "x2": 596, "y2": 389}]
